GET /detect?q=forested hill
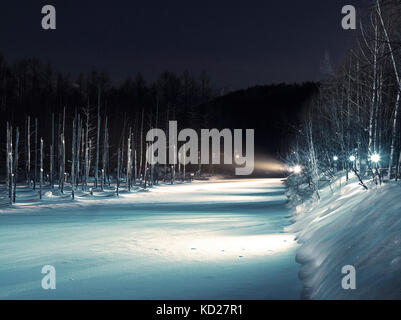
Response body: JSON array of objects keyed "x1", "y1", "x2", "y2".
[
  {"x1": 0, "y1": 50, "x2": 318, "y2": 178},
  {"x1": 200, "y1": 82, "x2": 318, "y2": 159}
]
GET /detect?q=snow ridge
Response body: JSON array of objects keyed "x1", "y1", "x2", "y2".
[{"x1": 286, "y1": 176, "x2": 401, "y2": 299}]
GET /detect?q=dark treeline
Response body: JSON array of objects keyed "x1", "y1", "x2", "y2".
[
  {"x1": 0, "y1": 47, "x2": 319, "y2": 191},
  {"x1": 201, "y1": 83, "x2": 318, "y2": 157},
  {"x1": 0, "y1": 52, "x2": 217, "y2": 191},
  {"x1": 287, "y1": 0, "x2": 401, "y2": 202}
]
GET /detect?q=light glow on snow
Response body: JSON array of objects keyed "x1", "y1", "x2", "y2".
[
  {"x1": 0, "y1": 178, "x2": 301, "y2": 299},
  {"x1": 188, "y1": 234, "x2": 297, "y2": 258},
  {"x1": 293, "y1": 165, "x2": 302, "y2": 174},
  {"x1": 253, "y1": 159, "x2": 286, "y2": 173},
  {"x1": 371, "y1": 153, "x2": 380, "y2": 163}
]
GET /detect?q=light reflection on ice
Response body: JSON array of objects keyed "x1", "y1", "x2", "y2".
[
  {"x1": 187, "y1": 234, "x2": 296, "y2": 258},
  {"x1": 119, "y1": 233, "x2": 297, "y2": 262},
  {"x1": 0, "y1": 178, "x2": 302, "y2": 299}
]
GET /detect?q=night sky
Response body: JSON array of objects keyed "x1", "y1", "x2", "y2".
[{"x1": 0, "y1": 0, "x2": 365, "y2": 89}]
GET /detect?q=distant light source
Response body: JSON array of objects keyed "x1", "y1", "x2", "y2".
[
  {"x1": 371, "y1": 153, "x2": 380, "y2": 163},
  {"x1": 349, "y1": 155, "x2": 356, "y2": 162},
  {"x1": 293, "y1": 165, "x2": 302, "y2": 174},
  {"x1": 235, "y1": 154, "x2": 240, "y2": 159},
  {"x1": 333, "y1": 156, "x2": 338, "y2": 161}
]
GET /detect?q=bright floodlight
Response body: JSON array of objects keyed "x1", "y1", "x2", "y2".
[
  {"x1": 349, "y1": 155, "x2": 356, "y2": 162},
  {"x1": 333, "y1": 156, "x2": 338, "y2": 161},
  {"x1": 371, "y1": 153, "x2": 380, "y2": 163},
  {"x1": 293, "y1": 165, "x2": 302, "y2": 174}
]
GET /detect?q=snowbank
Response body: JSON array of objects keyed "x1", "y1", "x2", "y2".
[{"x1": 286, "y1": 175, "x2": 401, "y2": 299}]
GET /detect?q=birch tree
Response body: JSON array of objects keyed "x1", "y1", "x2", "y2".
[
  {"x1": 13, "y1": 128, "x2": 19, "y2": 203},
  {"x1": 377, "y1": 0, "x2": 401, "y2": 180},
  {"x1": 39, "y1": 138, "x2": 43, "y2": 200},
  {"x1": 95, "y1": 88, "x2": 101, "y2": 188}
]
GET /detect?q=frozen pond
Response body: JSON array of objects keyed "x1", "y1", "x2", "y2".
[{"x1": 0, "y1": 179, "x2": 301, "y2": 299}]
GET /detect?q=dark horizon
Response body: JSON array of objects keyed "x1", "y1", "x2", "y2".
[{"x1": 0, "y1": 0, "x2": 365, "y2": 89}]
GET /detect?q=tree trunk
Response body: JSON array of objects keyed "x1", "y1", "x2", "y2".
[
  {"x1": 34, "y1": 118, "x2": 38, "y2": 190},
  {"x1": 139, "y1": 107, "x2": 144, "y2": 182},
  {"x1": 81, "y1": 127, "x2": 85, "y2": 189},
  {"x1": 368, "y1": 17, "x2": 378, "y2": 158},
  {"x1": 117, "y1": 148, "x2": 121, "y2": 196},
  {"x1": 377, "y1": 0, "x2": 401, "y2": 180},
  {"x1": 127, "y1": 132, "x2": 131, "y2": 192},
  {"x1": 60, "y1": 133, "x2": 65, "y2": 193},
  {"x1": 72, "y1": 117, "x2": 76, "y2": 199},
  {"x1": 39, "y1": 138, "x2": 43, "y2": 200},
  {"x1": 95, "y1": 89, "x2": 101, "y2": 188},
  {"x1": 50, "y1": 113, "x2": 54, "y2": 188},
  {"x1": 13, "y1": 127, "x2": 19, "y2": 203},
  {"x1": 26, "y1": 116, "x2": 30, "y2": 187},
  {"x1": 76, "y1": 114, "x2": 82, "y2": 188},
  {"x1": 6, "y1": 122, "x2": 9, "y2": 193},
  {"x1": 102, "y1": 117, "x2": 108, "y2": 190},
  {"x1": 134, "y1": 149, "x2": 137, "y2": 186},
  {"x1": 7, "y1": 124, "x2": 13, "y2": 204}
]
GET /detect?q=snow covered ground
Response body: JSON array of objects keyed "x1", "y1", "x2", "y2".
[
  {"x1": 286, "y1": 175, "x2": 401, "y2": 299},
  {"x1": 0, "y1": 179, "x2": 301, "y2": 299}
]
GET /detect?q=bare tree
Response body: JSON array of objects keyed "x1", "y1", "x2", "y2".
[
  {"x1": 126, "y1": 131, "x2": 131, "y2": 192},
  {"x1": 60, "y1": 133, "x2": 65, "y2": 193},
  {"x1": 71, "y1": 116, "x2": 76, "y2": 199},
  {"x1": 39, "y1": 138, "x2": 43, "y2": 199},
  {"x1": 13, "y1": 127, "x2": 19, "y2": 203},
  {"x1": 50, "y1": 113, "x2": 54, "y2": 188},
  {"x1": 34, "y1": 118, "x2": 38, "y2": 190},
  {"x1": 26, "y1": 116, "x2": 30, "y2": 187},
  {"x1": 377, "y1": 0, "x2": 401, "y2": 180},
  {"x1": 95, "y1": 88, "x2": 101, "y2": 188}
]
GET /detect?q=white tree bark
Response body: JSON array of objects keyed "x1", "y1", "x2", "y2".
[{"x1": 377, "y1": 0, "x2": 401, "y2": 180}]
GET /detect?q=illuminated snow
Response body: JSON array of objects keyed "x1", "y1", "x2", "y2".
[{"x1": 0, "y1": 179, "x2": 301, "y2": 299}]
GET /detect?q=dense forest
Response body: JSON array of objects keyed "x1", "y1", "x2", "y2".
[
  {"x1": 0, "y1": 44, "x2": 319, "y2": 201},
  {"x1": 0, "y1": 54, "x2": 220, "y2": 197},
  {"x1": 287, "y1": 0, "x2": 401, "y2": 201},
  {"x1": 0, "y1": 55, "x2": 216, "y2": 164}
]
